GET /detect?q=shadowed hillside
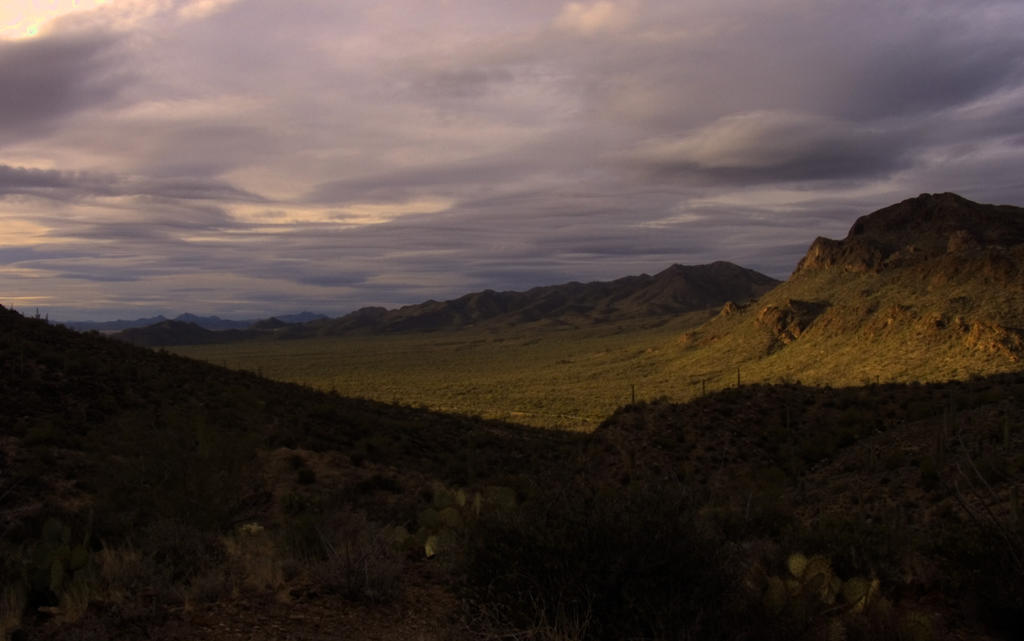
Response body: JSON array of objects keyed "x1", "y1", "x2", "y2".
[
  {"x1": 3, "y1": 302, "x2": 1022, "y2": 640},
  {"x1": 0, "y1": 305, "x2": 578, "y2": 639}
]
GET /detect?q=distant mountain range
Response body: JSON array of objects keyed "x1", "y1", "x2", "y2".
[
  {"x1": 111, "y1": 261, "x2": 780, "y2": 346},
  {"x1": 310, "y1": 260, "x2": 779, "y2": 335},
  {"x1": 64, "y1": 311, "x2": 326, "y2": 332}
]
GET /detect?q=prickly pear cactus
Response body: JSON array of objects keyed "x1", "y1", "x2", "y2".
[
  {"x1": 30, "y1": 517, "x2": 91, "y2": 595},
  {"x1": 432, "y1": 482, "x2": 456, "y2": 510},
  {"x1": 438, "y1": 507, "x2": 463, "y2": 530},
  {"x1": 417, "y1": 507, "x2": 441, "y2": 531},
  {"x1": 483, "y1": 486, "x2": 517, "y2": 510},
  {"x1": 898, "y1": 611, "x2": 933, "y2": 641},
  {"x1": 762, "y1": 575, "x2": 788, "y2": 614},
  {"x1": 416, "y1": 483, "x2": 520, "y2": 560},
  {"x1": 424, "y1": 535, "x2": 439, "y2": 559},
  {"x1": 787, "y1": 552, "x2": 808, "y2": 579},
  {"x1": 841, "y1": 576, "x2": 873, "y2": 611},
  {"x1": 761, "y1": 552, "x2": 891, "y2": 639},
  {"x1": 43, "y1": 518, "x2": 69, "y2": 545},
  {"x1": 825, "y1": 618, "x2": 847, "y2": 641},
  {"x1": 69, "y1": 545, "x2": 89, "y2": 572},
  {"x1": 802, "y1": 555, "x2": 835, "y2": 603},
  {"x1": 803, "y1": 555, "x2": 831, "y2": 581}
]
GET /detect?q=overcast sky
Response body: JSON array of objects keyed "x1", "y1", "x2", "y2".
[{"x1": 3, "y1": 0, "x2": 1024, "y2": 320}]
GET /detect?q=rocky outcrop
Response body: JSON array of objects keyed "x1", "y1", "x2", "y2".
[
  {"x1": 756, "y1": 299, "x2": 828, "y2": 345},
  {"x1": 793, "y1": 193, "x2": 1024, "y2": 277},
  {"x1": 961, "y1": 321, "x2": 1024, "y2": 362},
  {"x1": 717, "y1": 301, "x2": 741, "y2": 318}
]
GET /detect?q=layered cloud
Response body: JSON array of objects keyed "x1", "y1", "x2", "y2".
[
  {"x1": 2, "y1": 0, "x2": 1023, "y2": 320},
  {"x1": 631, "y1": 111, "x2": 911, "y2": 182}
]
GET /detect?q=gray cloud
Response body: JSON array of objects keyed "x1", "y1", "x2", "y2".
[
  {"x1": 629, "y1": 111, "x2": 916, "y2": 184},
  {"x1": 3, "y1": 0, "x2": 1024, "y2": 321},
  {"x1": 0, "y1": 164, "x2": 263, "y2": 204},
  {"x1": 0, "y1": 31, "x2": 131, "y2": 143}
]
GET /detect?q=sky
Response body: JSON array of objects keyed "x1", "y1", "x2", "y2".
[{"x1": 3, "y1": 0, "x2": 1024, "y2": 321}]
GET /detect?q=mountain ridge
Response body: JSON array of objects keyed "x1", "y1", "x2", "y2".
[
  {"x1": 311, "y1": 260, "x2": 780, "y2": 336},
  {"x1": 113, "y1": 261, "x2": 779, "y2": 346},
  {"x1": 681, "y1": 192, "x2": 1024, "y2": 383},
  {"x1": 63, "y1": 311, "x2": 326, "y2": 332},
  {"x1": 794, "y1": 192, "x2": 1024, "y2": 276}
]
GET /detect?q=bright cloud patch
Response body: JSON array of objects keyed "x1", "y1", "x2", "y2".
[
  {"x1": 0, "y1": 0, "x2": 239, "y2": 39},
  {"x1": 231, "y1": 198, "x2": 453, "y2": 227},
  {"x1": 555, "y1": 1, "x2": 627, "y2": 34}
]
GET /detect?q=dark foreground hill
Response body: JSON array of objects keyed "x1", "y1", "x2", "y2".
[
  {"x1": 0, "y1": 305, "x2": 578, "y2": 639},
  {"x1": 2, "y1": 303, "x2": 1022, "y2": 640},
  {"x1": 679, "y1": 193, "x2": 1024, "y2": 385}
]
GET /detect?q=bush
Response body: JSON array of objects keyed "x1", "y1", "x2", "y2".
[
  {"x1": 309, "y1": 511, "x2": 403, "y2": 602},
  {"x1": 935, "y1": 522, "x2": 1024, "y2": 639},
  {"x1": 461, "y1": 480, "x2": 749, "y2": 641},
  {"x1": 140, "y1": 518, "x2": 227, "y2": 586}
]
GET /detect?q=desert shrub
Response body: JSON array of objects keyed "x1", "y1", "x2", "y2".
[
  {"x1": 308, "y1": 511, "x2": 403, "y2": 602},
  {"x1": 94, "y1": 543, "x2": 156, "y2": 605},
  {"x1": 296, "y1": 467, "x2": 317, "y2": 485},
  {"x1": 934, "y1": 521, "x2": 1024, "y2": 639},
  {"x1": 0, "y1": 584, "x2": 26, "y2": 639},
  {"x1": 140, "y1": 518, "x2": 227, "y2": 586},
  {"x1": 787, "y1": 512, "x2": 914, "y2": 584},
  {"x1": 461, "y1": 480, "x2": 749, "y2": 641},
  {"x1": 281, "y1": 513, "x2": 324, "y2": 561},
  {"x1": 350, "y1": 474, "x2": 403, "y2": 496},
  {"x1": 223, "y1": 524, "x2": 284, "y2": 594},
  {"x1": 918, "y1": 455, "x2": 940, "y2": 491}
]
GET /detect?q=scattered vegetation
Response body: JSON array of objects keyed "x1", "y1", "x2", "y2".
[
  {"x1": 3, "y1": 246, "x2": 1024, "y2": 641},
  {"x1": 172, "y1": 318, "x2": 708, "y2": 430}
]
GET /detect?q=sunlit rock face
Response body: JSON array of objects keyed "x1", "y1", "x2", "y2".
[{"x1": 793, "y1": 193, "x2": 1024, "y2": 277}]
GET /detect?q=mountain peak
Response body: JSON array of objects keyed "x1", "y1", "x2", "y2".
[
  {"x1": 793, "y1": 193, "x2": 1024, "y2": 276},
  {"x1": 309, "y1": 261, "x2": 779, "y2": 336}
]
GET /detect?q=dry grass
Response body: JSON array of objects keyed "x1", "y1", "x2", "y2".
[
  {"x1": 0, "y1": 585, "x2": 26, "y2": 639},
  {"x1": 222, "y1": 524, "x2": 285, "y2": 595}
]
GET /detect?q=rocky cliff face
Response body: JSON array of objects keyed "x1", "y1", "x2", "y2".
[
  {"x1": 793, "y1": 192, "x2": 1024, "y2": 277},
  {"x1": 680, "y1": 193, "x2": 1024, "y2": 380}
]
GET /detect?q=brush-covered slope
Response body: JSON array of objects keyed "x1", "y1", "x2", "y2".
[
  {"x1": 3, "y1": 304, "x2": 1021, "y2": 640},
  {"x1": 312, "y1": 260, "x2": 779, "y2": 335},
  {"x1": 0, "y1": 305, "x2": 578, "y2": 638},
  {"x1": 582, "y1": 378, "x2": 1024, "y2": 640},
  {"x1": 679, "y1": 193, "x2": 1024, "y2": 384},
  {"x1": 1, "y1": 306, "x2": 569, "y2": 530}
]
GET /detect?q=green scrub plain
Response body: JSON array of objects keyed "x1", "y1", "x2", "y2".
[{"x1": 172, "y1": 314, "x2": 719, "y2": 430}]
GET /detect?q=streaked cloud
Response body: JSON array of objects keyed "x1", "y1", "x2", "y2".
[
  {"x1": 632, "y1": 111, "x2": 911, "y2": 182},
  {"x1": 1, "y1": 0, "x2": 1022, "y2": 320}
]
